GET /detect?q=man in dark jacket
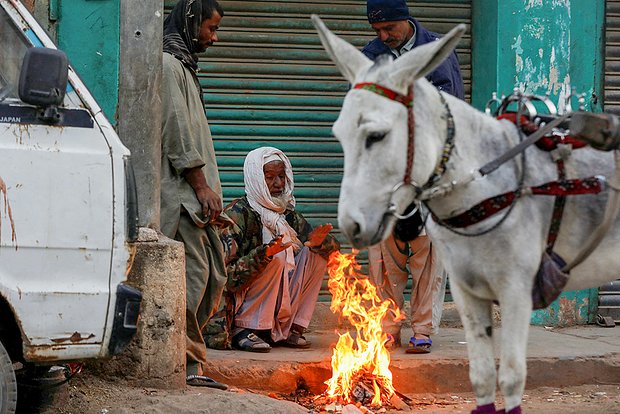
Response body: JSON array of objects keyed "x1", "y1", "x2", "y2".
[
  {"x1": 362, "y1": 0, "x2": 464, "y2": 99},
  {"x1": 363, "y1": 0, "x2": 464, "y2": 354}
]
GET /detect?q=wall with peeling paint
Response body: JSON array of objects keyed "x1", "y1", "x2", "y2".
[
  {"x1": 56, "y1": 0, "x2": 119, "y2": 123},
  {"x1": 472, "y1": 0, "x2": 605, "y2": 326},
  {"x1": 473, "y1": 0, "x2": 604, "y2": 113}
]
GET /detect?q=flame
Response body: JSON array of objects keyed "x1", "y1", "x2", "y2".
[{"x1": 324, "y1": 250, "x2": 401, "y2": 406}]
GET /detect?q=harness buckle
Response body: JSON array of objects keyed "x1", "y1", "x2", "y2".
[{"x1": 550, "y1": 143, "x2": 573, "y2": 162}]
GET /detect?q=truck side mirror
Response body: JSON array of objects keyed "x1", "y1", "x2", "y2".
[{"x1": 18, "y1": 47, "x2": 68, "y2": 108}]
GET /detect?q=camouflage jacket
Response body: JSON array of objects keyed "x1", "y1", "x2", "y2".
[{"x1": 220, "y1": 196, "x2": 340, "y2": 293}]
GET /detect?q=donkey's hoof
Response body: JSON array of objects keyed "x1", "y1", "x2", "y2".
[{"x1": 471, "y1": 403, "x2": 496, "y2": 414}]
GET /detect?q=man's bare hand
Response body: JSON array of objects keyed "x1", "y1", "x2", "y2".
[
  {"x1": 198, "y1": 187, "x2": 222, "y2": 223},
  {"x1": 304, "y1": 223, "x2": 333, "y2": 248},
  {"x1": 265, "y1": 235, "x2": 293, "y2": 257},
  {"x1": 184, "y1": 167, "x2": 222, "y2": 223}
]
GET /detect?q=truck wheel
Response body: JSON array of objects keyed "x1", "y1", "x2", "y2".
[{"x1": 0, "y1": 341, "x2": 17, "y2": 414}]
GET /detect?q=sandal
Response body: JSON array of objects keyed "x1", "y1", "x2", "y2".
[
  {"x1": 283, "y1": 326, "x2": 311, "y2": 349},
  {"x1": 186, "y1": 375, "x2": 228, "y2": 390},
  {"x1": 385, "y1": 332, "x2": 401, "y2": 350},
  {"x1": 406, "y1": 336, "x2": 432, "y2": 354},
  {"x1": 232, "y1": 329, "x2": 272, "y2": 353}
]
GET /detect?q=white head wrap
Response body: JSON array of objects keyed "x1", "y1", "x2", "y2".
[{"x1": 244, "y1": 147, "x2": 302, "y2": 267}]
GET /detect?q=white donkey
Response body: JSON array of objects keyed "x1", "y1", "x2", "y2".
[{"x1": 312, "y1": 15, "x2": 620, "y2": 414}]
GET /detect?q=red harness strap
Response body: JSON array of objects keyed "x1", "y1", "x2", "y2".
[
  {"x1": 436, "y1": 113, "x2": 603, "y2": 231},
  {"x1": 433, "y1": 112, "x2": 604, "y2": 233},
  {"x1": 436, "y1": 176, "x2": 604, "y2": 228},
  {"x1": 499, "y1": 112, "x2": 592, "y2": 250},
  {"x1": 353, "y1": 82, "x2": 413, "y2": 107},
  {"x1": 497, "y1": 112, "x2": 588, "y2": 151}
]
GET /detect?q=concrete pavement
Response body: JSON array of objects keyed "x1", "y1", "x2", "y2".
[{"x1": 204, "y1": 304, "x2": 620, "y2": 395}]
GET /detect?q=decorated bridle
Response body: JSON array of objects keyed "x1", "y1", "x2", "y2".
[{"x1": 352, "y1": 82, "x2": 456, "y2": 219}]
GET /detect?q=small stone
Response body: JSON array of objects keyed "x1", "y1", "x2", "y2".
[{"x1": 342, "y1": 404, "x2": 363, "y2": 414}]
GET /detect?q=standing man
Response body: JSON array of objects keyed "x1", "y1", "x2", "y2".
[
  {"x1": 161, "y1": 0, "x2": 227, "y2": 388},
  {"x1": 363, "y1": 0, "x2": 464, "y2": 354}
]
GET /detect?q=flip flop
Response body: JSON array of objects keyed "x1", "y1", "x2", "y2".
[
  {"x1": 186, "y1": 375, "x2": 228, "y2": 390},
  {"x1": 406, "y1": 336, "x2": 432, "y2": 354}
]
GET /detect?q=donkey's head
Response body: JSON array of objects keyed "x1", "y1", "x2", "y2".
[{"x1": 311, "y1": 15, "x2": 465, "y2": 248}]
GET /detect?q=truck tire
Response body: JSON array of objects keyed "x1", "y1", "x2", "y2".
[{"x1": 0, "y1": 341, "x2": 17, "y2": 414}]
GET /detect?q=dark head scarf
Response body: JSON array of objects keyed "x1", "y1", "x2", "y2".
[{"x1": 163, "y1": 0, "x2": 206, "y2": 71}]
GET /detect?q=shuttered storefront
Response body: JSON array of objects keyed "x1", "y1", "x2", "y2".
[
  {"x1": 602, "y1": 0, "x2": 620, "y2": 322},
  {"x1": 164, "y1": 0, "x2": 472, "y2": 297},
  {"x1": 606, "y1": 0, "x2": 620, "y2": 114}
]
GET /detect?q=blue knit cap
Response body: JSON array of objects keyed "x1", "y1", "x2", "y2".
[{"x1": 367, "y1": 0, "x2": 410, "y2": 23}]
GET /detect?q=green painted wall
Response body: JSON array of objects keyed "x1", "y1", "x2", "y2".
[
  {"x1": 473, "y1": 0, "x2": 604, "y2": 113},
  {"x1": 56, "y1": 0, "x2": 120, "y2": 122},
  {"x1": 472, "y1": 0, "x2": 605, "y2": 325}
]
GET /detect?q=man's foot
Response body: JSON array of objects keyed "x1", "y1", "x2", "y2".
[
  {"x1": 406, "y1": 334, "x2": 432, "y2": 354},
  {"x1": 186, "y1": 374, "x2": 228, "y2": 390},
  {"x1": 385, "y1": 332, "x2": 401, "y2": 350},
  {"x1": 232, "y1": 328, "x2": 272, "y2": 353},
  {"x1": 283, "y1": 324, "x2": 311, "y2": 348}
]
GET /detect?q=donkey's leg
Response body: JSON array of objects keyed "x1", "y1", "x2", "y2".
[
  {"x1": 497, "y1": 289, "x2": 531, "y2": 413},
  {"x1": 451, "y1": 281, "x2": 497, "y2": 409}
]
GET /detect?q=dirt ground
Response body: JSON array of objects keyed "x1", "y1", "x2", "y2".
[{"x1": 27, "y1": 369, "x2": 620, "y2": 414}]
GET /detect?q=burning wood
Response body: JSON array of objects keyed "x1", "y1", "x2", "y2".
[{"x1": 324, "y1": 251, "x2": 406, "y2": 410}]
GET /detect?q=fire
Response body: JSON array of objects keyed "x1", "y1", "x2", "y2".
[{"x1": 324, "y1": 250, "x2": 401, "y2": 406}]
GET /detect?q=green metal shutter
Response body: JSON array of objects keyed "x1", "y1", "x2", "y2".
[
  {"x1": 602, "y1": 0, "x2": 620, "y2": 322},
  {"x1": 606, "y1": 0, "x2": 620, "y2": 114},
  {"x1": 164, "y1": 0, "x2": 472, "y2": 297}
]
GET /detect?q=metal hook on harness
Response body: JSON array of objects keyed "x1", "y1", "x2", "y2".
[
  {"x1": 388, "y1": 203, "x2": 419, "y2": 220},
  {"x1": 387, "y1": 181, "x2": 420, "y2": 220}
]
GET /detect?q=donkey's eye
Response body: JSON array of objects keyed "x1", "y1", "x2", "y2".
[{"x1": 365, "y1": 131, "x2": 386, "y2": 149}]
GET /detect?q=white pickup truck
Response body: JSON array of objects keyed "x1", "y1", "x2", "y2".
[{"x1": 0, "y1": 1, "x2": 141, "y2": 412}]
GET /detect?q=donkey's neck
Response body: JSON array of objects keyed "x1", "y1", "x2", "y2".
[{"x1": 416, "y1": 84, "x2": 538, "y2": 219}]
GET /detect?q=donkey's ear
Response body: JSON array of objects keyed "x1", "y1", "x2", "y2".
[
  {"x1": 389, "y1": 24, "x2": 466, "y2": 88},
  {"x1": 311, "y1": 14, "x2": 372, "y2": 84}
]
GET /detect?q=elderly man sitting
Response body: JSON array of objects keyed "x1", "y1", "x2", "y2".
[{"x1": 220, "y1": 147, "x2": 340, "y2": 352}]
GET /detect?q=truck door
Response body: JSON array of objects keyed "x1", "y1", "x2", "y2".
[{"x1": 0, "y1": 4, "x2": 116, "y2": 353}]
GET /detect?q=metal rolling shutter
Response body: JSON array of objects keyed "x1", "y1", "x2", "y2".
[
  {"x1": 606, "y1": 0, "x2": 620, "y2": 114},
  {"x1": 164, "y1": 0, "x2": 472, "y2": 298},
  {"x1": 599, "y1": 281, "x2": 620, "y2": 323},
  {"x1": 602, "y1": 1, "x2": 620, "y2": 323}
]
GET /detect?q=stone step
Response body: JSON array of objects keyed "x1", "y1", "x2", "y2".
[{"x1": 205, "y1": 326, "x2": 620, "y2": 395}]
